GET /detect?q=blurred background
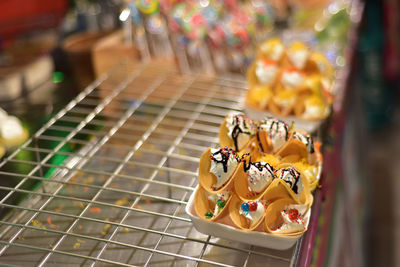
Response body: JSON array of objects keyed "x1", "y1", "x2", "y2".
[{"x1": 0, "y1": 0, "x2": 398, "y2": 266}]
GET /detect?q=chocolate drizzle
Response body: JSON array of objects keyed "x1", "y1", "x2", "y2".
[
  {"x1": 228, "y1": 115, "x2": 255, "y2": 151},
  {"x1": 231, "y1": 124, "x2": 242, "y2": 152},
  {"x1": 279, "y1": 168, "x2": 301, "y2": 194},
  {"x1": 244, "y1": 161, "x2": 275, "y2": 178},
  {"x1": 260, "y1": 117, "x2": 289, "y2": 141},
  {"x1": 256, "y1": 132, "x2": 264, "y2": 152},
  {"x1": 210, "y1": 147, "x2": 238, "y2": 173}
]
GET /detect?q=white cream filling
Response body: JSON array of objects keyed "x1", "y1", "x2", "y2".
[
  {"x1": 1, "y1": 116, "x2": 24, "y2": 140},
  {"x1": 273, "y1": 204, "x2": 307, "y2": 234},
  {"x1": 292, "y1": 132, "x2": 308, "y2": 145},
  {"x1": 247, "y1": 162, "x2": 275, "y2": 193},
  {"x1": 210, "y1": 148, "x2": 238, "y2": 189},
  {"x1": 208, "y1": 192, "x2": 230, "y2": 216},
  {"x1": 239, "y1": 201, "x2": 265, "y2": 228},
  {"x1": 225, "y1": 114, "x2": 257, "y2": 150},
  {"x1": 288, "y1": 50, "x2": 309, "y2": 69},
  {"x1": 261, "y1": 43, "x2": 284, "y2": 61},
  {"x1": 281, "y1": 71, "x2": 304, "y2": 89},
  {"x1": 255, "y1": 61, "x2": 278, "y2": 85},
  {"x1": 278, "y1": 168, "x2": 304, "y2": 195},
  {"x1": 259, "y1": 119, "x2": 289, "y2": 153}
]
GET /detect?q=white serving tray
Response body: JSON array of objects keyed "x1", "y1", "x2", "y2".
[
  {"x1": 185, "y1": 186, "x2": 311, "y2": 250},
  {"x1": 245, "y1": 106, "x2": 326, "y2": 134}
]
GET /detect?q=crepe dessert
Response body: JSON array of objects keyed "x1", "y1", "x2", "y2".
[
  {"x1": 286, "y1": 42, "x2": 309, "y2": 70},
  {"x1": 274, "y1": 164, "x2": 313, "y2": 206},
  {"x1": 265, "y1": 198, "x2": 308, "y2": 235},
  {"x1": 257, "y1": 117, "x2": 291, "y2": 153},
  {"x1": 199, "y1": 147, "x2": 241, "y2": 193},
  {"x1": 258, "y1": 38, "x2": 285, "y2": 62},
  {"x1": 195, "y1": 186, "x2": 232, "y2": 222},
  {"x1": 276, "y1": 166, "x2": 303, "y2": 195},
  {"x1": 234, "y1": 160, "x2": 276, "y2": 201},
  {"x1": 229, "y1": 194, "x2": 267, "y2": 230},
  {"x1": 246, "y1": 38, "x2": 334, "y2": 121},
  {"x1": 255, "y1": 59, "x2": 280, "y2": 85},
  {"x1": 0, "y1": 108, "x2": 29, "y2": 148},
  {"x1": 219, "y1": 114, "x2": 258, "y2": 152},
  {"x1": 280, "y1": 67, "x2": 305, "y2": 90}
]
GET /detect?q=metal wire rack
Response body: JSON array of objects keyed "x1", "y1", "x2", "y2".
[{"x1": 0, "y1": 61, "x2": 302, "y2": 266}]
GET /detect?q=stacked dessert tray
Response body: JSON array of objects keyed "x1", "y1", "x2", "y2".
[{"x1": 0, "y1": 61, "x2": 321, "y2": 266}]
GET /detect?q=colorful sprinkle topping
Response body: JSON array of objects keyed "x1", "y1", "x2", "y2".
[
  {"x1": 248, "y1": 202, "x2": 258, "y2": 212},
  {"x1": 217, "y1": 196, "x2": 226, "y2": 209},
  {"x1": 205, "y1": 212, "x2": 213, "y2": 219},
  {"x1": 288, "y1": 209, "x2": 299, "y2": 221},
  {"x1": 240, "y1": 203, "x2": 250, "y2": 215},
  {"x1": 210, "y1": 147, "x2": 239, "y2": 173}
]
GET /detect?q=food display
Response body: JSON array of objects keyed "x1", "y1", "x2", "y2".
[
  {"x1": 245, "y1": 38, "x2": 334, "y2": 128},
  {"x1": 187, "y1": 113, "x2": 322, "y2": 248}
]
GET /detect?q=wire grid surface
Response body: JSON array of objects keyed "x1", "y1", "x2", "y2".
[{"x1": 0, "y1": 62, "x2": 299, "y2": 266}]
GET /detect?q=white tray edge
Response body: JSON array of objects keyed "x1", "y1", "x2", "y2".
[{"x1": 185, "y1": 186, "x2": 311, "y2": 250}]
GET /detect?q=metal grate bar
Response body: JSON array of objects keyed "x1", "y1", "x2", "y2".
[{"x1": 242, "y1": 246, "x2": 253, "y2": 267}]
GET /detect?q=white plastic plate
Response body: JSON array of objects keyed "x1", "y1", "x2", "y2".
[{"x1": 185, "y1": 186, "x2": 311, "y2": 250}]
